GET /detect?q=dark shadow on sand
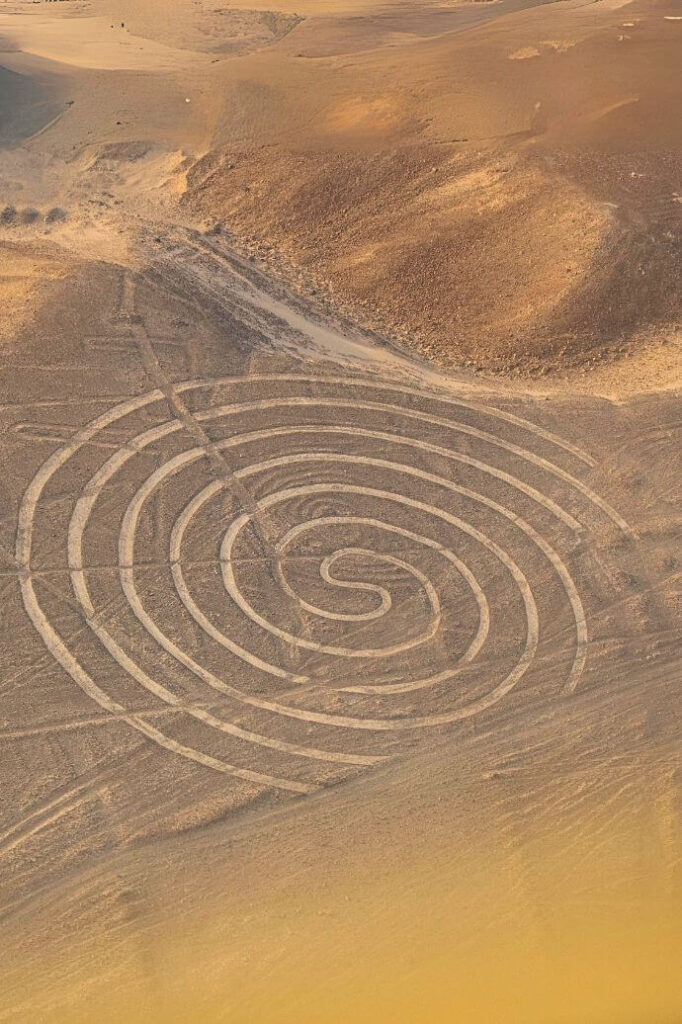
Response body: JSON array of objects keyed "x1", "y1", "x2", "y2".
[{"x1": 0, "y1": 63, "x2": 66, "y2": 148}]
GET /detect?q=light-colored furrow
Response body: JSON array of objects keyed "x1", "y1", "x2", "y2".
[
  {"x1": 0, "y1": 750, "x2": 147, "y2": 858},
  {"x1": 179, "y1": 371, "x2": 597, "y2": 468},
  {"x1": 222, "y1": 528, "x2": 443, "y2": 658},
  {"x1": 16, "y1": 399, "x2": 319, "y2": 793},
  {"x1": 172, "y1": 480, "x2": 539, "y2": 728},
  {"x1": 278, "y1": 518, "x2": 489, "y2": 693},
  {"x1": 15, "y1": 373, "x2": 626, "y2": 785},
  {"x1": 167, "y1": 444, "x2": 581, "y2": 694},
  {"x1": 192, "y1": 397, "x2": 614, "y2": 530}
]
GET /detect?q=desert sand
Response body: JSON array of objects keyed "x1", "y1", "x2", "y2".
[{"x1": 0, "y1": 1, "x2": 680, "y2": 1022}]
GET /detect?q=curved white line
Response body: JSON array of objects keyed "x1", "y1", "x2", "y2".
[
  {"x1": 172, "y1": 482, "x2": 538, "y2": 729},
  {"x1": 277, "y1": 518, "x2": 490, "y2": 695},
  {"x1": 190, "y1": 400, "x2": 620, "y2": 533},
  {"x1": 165, "y1": 485, "x2": 490, "y2": 696},
  {"x1": 221, "y1": 523, "x2": 442, "y2": 658},
  {"x1": 17, "y1": 403, "x2": 361, "y2": 781},
  {"x1": 174, "y1": 373, "x2": 597, "y2": 468},
  {"x1": 15, "y1": 395, "x2": 307, "y2": 786},
  {"x1": 115, "y1": 438, "x2": 579, "y2": 703},
  {"x1": 73, "y1": 418, "x2": 581, "y2": 697},
  {"x1": 277, "y1": 547, "x2": 393, "y2": 623},
  {"x1": 70, "y1": 479, "x2": 382, "y2": 767},
  {"x1": 14, "y1": 372, "x2": 612, "y2": 775},
  {"x1": 241, "y1": 421, "x2": 584, "y2": 534},
  {"x1": 243, "y1": 451, "x2": 589, "y2": 694},
  {"x1": 15, "y1": 579, "x2": 315, "y2": 792}
]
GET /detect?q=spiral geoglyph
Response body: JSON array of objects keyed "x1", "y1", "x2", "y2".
[{"x1": 16, "y1": 374, "x2": 629, "y2": 794}]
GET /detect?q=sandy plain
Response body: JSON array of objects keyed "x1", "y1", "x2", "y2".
[{"x1": 0, "y1": 1, "x2": 680, "y2": 1021}]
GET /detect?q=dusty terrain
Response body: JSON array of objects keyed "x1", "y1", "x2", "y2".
[
  {"x1": 0, "y1": 1, "x2": 680, "y2": 1022},
  {"x1": 183, "y1": 0, "x2": 682, "y2": 377}
]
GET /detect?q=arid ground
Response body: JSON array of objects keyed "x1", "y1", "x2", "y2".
[{"x1": 0, "y1": 1, "x2": 680, "y2": 1022}]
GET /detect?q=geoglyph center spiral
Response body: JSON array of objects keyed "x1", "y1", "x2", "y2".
[{"x1": 16, "y1": 374, "x2": 629, "y2": 794}]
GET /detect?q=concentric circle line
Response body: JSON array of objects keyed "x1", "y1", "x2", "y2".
[
  {"x1": 170, "y1": 481, "x2": 539, "y2": 729},
  {"x1": 221, "y1": 519, "x2": 443, "y2": 657},
  {"x1": 15, "y1": 373, "x2": 622, "y2": 785},
  {"x1": 115, "y1": 463, "x2": 306, "y2": 684},
  {"x1": 16, "y1": 388, "x2": 166, "y2": 568},
  {"x1": 68, "y1": 561, "x2": 378, "y2": 772},
  {"x1": 190, "y1": 398, "x2": 623, "y2": 533},
  {"x1": 68, "y1": 414, "x2": 583, "y2": 680},
  {"x1": 263, "y1": 515, "x2": 490, "y2": 695},
  {"x1": 55, "y1": 383, "x2": 624, "y2": 542},
  {"x1": 64, "y1": 445, "x2": 387, "y2": 768},
  {"x1": 15, "y1": 575, "x2": 316, "y2": 792},
  {"x1": 203, "y1": 420, "x2": 584, "y2": 534},
  {"x1": 164, "y1": 483, "x2": 489, "y2": 696},
  {"x1": 14, "y1": 372, "x2": 625, "y2": 563},
  {"x1": 25, "y1": 381, "x2": 624, "y2": 546},
  {"x1": 14, "y1": 394, "x2": 315, "y2": 790},
  {"x1": 167, "y1": 473, "x2": 517, "y2": 696},
  {"x1": 66, "y1": 506, "x2": 385, "y2": 767},
  {"x1": 239, "y1": 453, "x2": 589, "y2": 692},
  {"x1": 103, "y1": 415, "x2": 586, "y2": 539},
  {"x1": 278, "y1": 547, "x2": 393, "y2": 623},
  {"x1": 172, "y1": 373, "x2": 597, "y2": 468},
  {"x1": 115, "y1": 440, "x2": 582, "y2": 696}
]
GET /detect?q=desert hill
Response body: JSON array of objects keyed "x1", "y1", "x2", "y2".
[
  {"x1": 185, "y1": 0, "x2": 681, "y2": 376},
  {"x1": 1, "y1": 0, "x2": 679, "y2": 383}
]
